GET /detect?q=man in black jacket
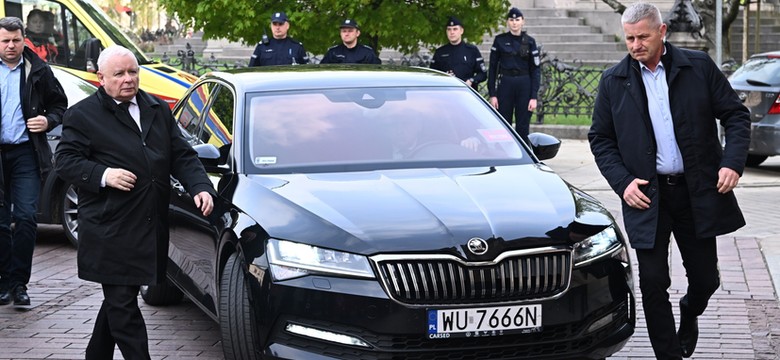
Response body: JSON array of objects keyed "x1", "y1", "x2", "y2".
[
  {"x1": 248, "y1": 11, "x2": 308, "y2": 66},
  {"x1": 430, "y1": 16, "x2": 486, "y2": 90},
  {"x1": 320, "y1": 19, "x2": 381, "y2": 64},
  {"x1": 55, "y1": 45, "x2": 214, "y2": 360},
  {"x1": 0, "y1": 16, "x2": 67, "y2": 308},
  {"x1": 588, "y1": 3, "x2": 750, "y2": 359}
]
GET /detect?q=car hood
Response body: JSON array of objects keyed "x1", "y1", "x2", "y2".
[{"x1": 234, "y1": 164, "x2": 614, "y2": 260}]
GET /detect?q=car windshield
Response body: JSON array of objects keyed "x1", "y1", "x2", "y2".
[
  {"x1": 729, "y1": 56, "x2": 780, "y2": 85},
  {"x1": 245, "y1": 86, "x2": 530, "y2": 173}
]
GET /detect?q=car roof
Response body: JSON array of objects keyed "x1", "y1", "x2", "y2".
[
  {"x1": 198, "y1": 65, "x2": 466, "y2": 93},
  {"x1": 750, "y1": 50, "x2": 780, "y2": 59}
]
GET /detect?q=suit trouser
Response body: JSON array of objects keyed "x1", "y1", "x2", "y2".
[
  {"x1": 86, "y1": 284, "x2": 151, "y2": 360},
  {"x1": 0, "y1": 142, "x2": 40, "y2": 291},
  {"x1": 496, "y1": 74, "x2": 532, "y2": 144},
  {"x1": 634, "y1": 180, "x2": 720, "y2": 360}
]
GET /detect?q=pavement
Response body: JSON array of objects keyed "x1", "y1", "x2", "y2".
[{"x1": 1, "y1": 139, "x2": 779, "y2": 359}]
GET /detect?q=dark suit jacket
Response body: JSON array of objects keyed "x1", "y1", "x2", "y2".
[
  {"x1": 588, "y1": 42, "x2": 751, "y2": 249},
  {"x1": 54, "y1": 88, "x2": 214, "y2": 285}
]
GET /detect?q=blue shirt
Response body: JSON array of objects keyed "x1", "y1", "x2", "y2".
[
  {"x1": 640, "y1": 59, "x2": 684, "y2": 174},
  {"x1": 0, "y1": 57, "x2": 27, "y2": 144}
]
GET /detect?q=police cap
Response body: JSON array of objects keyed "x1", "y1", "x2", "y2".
[
  {"x1": 446, "y1": 16, "x2": 463, "y2": 28},
  {"x1": 507, "y1": 7, "x2": 523, "y2": 19},
  {"x1": 340, "y1": 18, "x2": 359, "y2": 29},
  {"x1": 271, "y1": 11, "x2": 288, "y2": 23}
]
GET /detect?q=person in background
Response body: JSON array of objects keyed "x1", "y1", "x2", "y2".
[
  {"x1": 588, "y1": 2, "x2": 751, "y2": 359},
  {"x1": 487, "y1": 7, "x2": 540, "y2": 143},
  {"x1": 430, "y1": 16, "x2": 487, "y2": 90},
  {"x1": 24, "y1": 9, "x2": 58, "y2": 63},
  {"x1": 320, "y1": 19, "x2": 381, "y2": 64},
  {"x1": 54, "y1": 45, "x2": 215, "y2": 359},
  {"x1": 0, "y1": 16, "x2": 67, "y2": 309},
  {"x1": 249, "y1": 11, "x2": 308, "y2": 66}
]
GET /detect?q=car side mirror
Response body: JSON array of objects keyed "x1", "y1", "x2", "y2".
[
  {"x1": 528, "y1": 132, "x2": 561, "y2": 161},
  {"x1": 192, "y1": 143, "x2": 228, "y2": 173},
  {"x1": 83, "y1": 38, "x2": 103, "y2": 73}
]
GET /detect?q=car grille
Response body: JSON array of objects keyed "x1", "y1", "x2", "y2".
[{"x1": 373, "y1": 248, "x2": 572, "y2": 305}]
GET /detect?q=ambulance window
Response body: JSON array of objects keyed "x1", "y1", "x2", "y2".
[
  {"x1": 18, "y1": 1, "x2": 65, "y2": 64},
  {"x1": 64, "y1": 7, "x2": 96, "y2": 70}
]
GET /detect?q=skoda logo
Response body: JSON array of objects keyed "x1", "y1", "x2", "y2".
[
  {"x1": 738, "y1": 92, "x2": 748, "y2": 102},
  {"x1": 467, "y1": 238, "x2": 488, "y2": 255}
]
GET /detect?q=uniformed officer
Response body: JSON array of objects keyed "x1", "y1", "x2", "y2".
[
  {"x1": 248, "y1": 11, "x2": 308, "y2": 66},
  {"x1": 430, "y1": 16, "x2": 487, "y2": 90},
  {"x1": 487, "y1": 7, "x2": 541, "y2": 143},
  {"x1": 320, "y1": 19, "x2": 381, "y2": 64}
]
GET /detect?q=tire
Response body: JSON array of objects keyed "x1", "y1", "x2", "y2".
[
  {"x1": 59, "y1": 183, "x2": 79, "y2": 248},
  {"x1": 745, "y1": 154, "x2": 768, "y2": 167},
  {"x1": 219, "y1": 253, "x2": 260, "y2": 360},
  {"x1": 140, "y1": 278, "x2": 184, "y2": 306}
]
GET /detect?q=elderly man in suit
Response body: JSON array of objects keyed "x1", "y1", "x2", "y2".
[{"x1": 55, "y1": 45, "x2": 215, "y2": 360}]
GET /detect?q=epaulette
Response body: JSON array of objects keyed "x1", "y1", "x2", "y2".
[
  {"x1": 361, "y1": 44, "x2": 374, "y2": 50},
  {"x1": 327, "y1": 45, "x2": 339, "y2": 50}
]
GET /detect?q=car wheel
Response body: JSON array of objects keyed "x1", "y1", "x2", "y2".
[
  {"x1": 59, "y1": 183, "x2": 79, "y2": 247},
  {"x1": 745, "y1": 154, "x2": 768, "y2": 167},
  {"x1": 140, "y1": 278, "x2": 184, "y2": 306},
  {"x1": 219, "y1": 253, "x2": 260, "y2": 360}
]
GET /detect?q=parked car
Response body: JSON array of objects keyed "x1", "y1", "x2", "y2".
[
  {"x1": 728, "y1": 50, "x2": 780, "y2": 167},
  {"x1": 40, "y1": 67, "x2": 96, "y2": 247},
  {"x1": 142, "y1": 66, "x2": 635, "y2": 360}
]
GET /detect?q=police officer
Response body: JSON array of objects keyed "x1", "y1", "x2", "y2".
[
  {"x1": 487, "y1": 7, "x2": 541, "y2": 143},
  {"x1": 320, "y1": 19, "x2": 381, "y2": 64},
  {"x1": 248, "y1": 11, "x2": 308, "y2": 66},
  {"x1": 430, "y1": 16, "x2": 487, "y2": 90}
]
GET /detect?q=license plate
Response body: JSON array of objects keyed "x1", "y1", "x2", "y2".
[{"x1": 427, "y1": 304, "x2": 542, "y2": 338}]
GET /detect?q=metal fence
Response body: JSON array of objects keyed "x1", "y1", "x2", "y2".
[{"x1": 158, "y1": 43, "x2": 605, "y2": 122}]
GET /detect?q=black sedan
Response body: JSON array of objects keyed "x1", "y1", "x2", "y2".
[
  {"x1": 142, "y1": 66, "x2": 635, "y2": 359},
  {"x1": 728, "y1": 50, "x2": 780, "y2": 167}
]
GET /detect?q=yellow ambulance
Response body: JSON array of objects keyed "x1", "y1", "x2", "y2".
[{"x1": 2, "y1": 0, "x2": 198, "y2": 107}]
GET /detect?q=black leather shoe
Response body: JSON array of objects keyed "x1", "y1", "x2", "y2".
[
  {"x1": 12, "y1": 286, "x2": 30, "y2": 307},
  {"x1": 0, "y1": 290, "x2": 10, "y2": 305},
  {"x1": 678, "y1": 314, "x2": 699, "y2": 358}
]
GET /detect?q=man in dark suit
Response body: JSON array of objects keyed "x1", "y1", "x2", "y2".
[
  {"x1": 54, "y1": 45, "x2": 215, "y2": 360},
  {"x1": 588, "y1": 3, "x2": 750, "y2": 359}
]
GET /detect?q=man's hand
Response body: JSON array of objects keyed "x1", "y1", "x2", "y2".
[
  {"x1": 26, "y1": 115, "x2": 48, "y2": 133},
  {"x1": 528, "y1": 99, "x2": 538, "y2": 112},
  {"x1": 717, "y1": 167, "x2": 740, "y2": 194},
  {"x1": 193, "y1": 191, "x2": 213, "y2": 216},
  {"x1": 489, "y1": 96, "x2": 499, "y2": 109},
  {"x1": 460, "y1": 137, "x2": 481, "y2": 152},
  {"x1": 623, "y1": 178, "x2": 651, "y2": 209},
  {"x1": 105, "y1": 168, "x2": 137, "y2": 191}
]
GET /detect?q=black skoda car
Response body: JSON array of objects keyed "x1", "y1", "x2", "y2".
[{"x1": 142, "y1": 66, "x2": 635, "y2": 359}]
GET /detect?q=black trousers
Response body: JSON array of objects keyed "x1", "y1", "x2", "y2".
[
  {"x1": 496, "y1": 74, "x2": 532, "y2": 143},
  {"x1": 635, "y1": 180, "x2": 720, "y2": 360},
  {"x1": 86, "y1": 284, "x2": 151, "y2": 360}
]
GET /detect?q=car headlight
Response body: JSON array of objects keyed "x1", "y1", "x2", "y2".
[
  {"x1": 267, "y1": 239, "x2": 375, "y2": 281},
  {"x1": 573, "y1": 226, "x2": 622, "y2": 267}
]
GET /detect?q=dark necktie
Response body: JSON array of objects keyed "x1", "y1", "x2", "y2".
[{"x1": 118, "y1": 101, "x2": 131, "y2": 112}]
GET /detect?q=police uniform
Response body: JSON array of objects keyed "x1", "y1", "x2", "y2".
[
  {"x1": 320, "y1": 19, "x2": 382, "y2": 64},
  {"x1": 487, "y1": 7, "x2": 541, "y2": 141},
  {"x1": 248, "y1": 12, "x2": 309, "y2": 66},
  {"x1": 430, "y1": 16, "x2": 487, "y2": 90}
]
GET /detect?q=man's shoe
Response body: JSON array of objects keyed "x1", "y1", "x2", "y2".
[
  {"x1": 0, "y1": 290, "x2": 10, "y2": 305},
  {"x1": 12, "y1": 286, "x2": 30, "y2": 307},
  {"x1": 677, "y1": 314, "x2": 699, "y2": 358}
]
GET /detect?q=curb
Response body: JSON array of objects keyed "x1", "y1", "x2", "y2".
[{"x1": 530, "y1": 124, "x2": 589, "y2": 140}]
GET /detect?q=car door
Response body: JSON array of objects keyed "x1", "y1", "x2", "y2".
[{"x1": 169, "y1": 80, "x2": 234, "y2": 314}]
